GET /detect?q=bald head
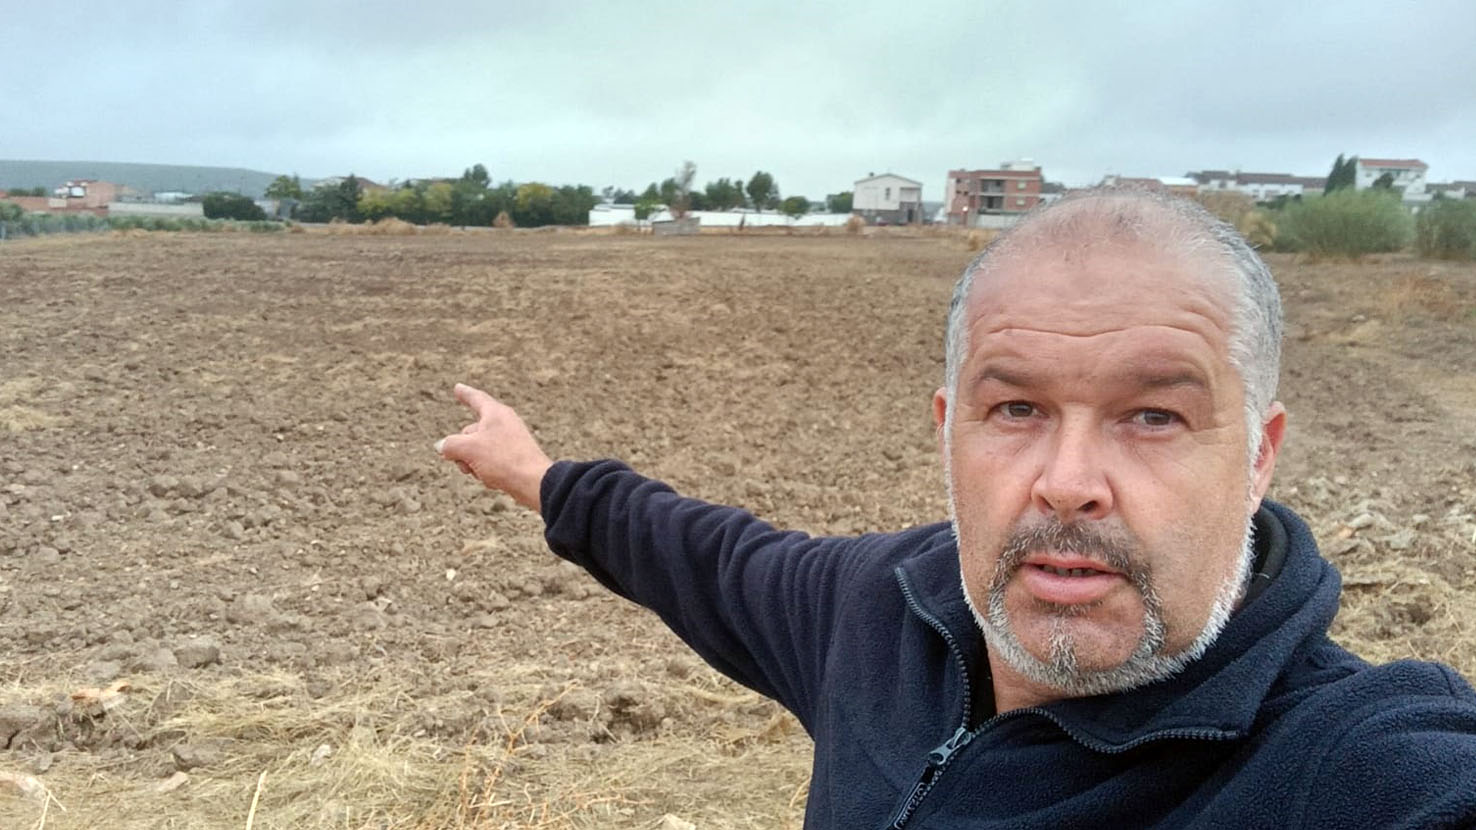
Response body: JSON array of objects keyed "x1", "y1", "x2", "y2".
[{"x1": 942, "y1": 188, "x2": 1283, "y2": 460}]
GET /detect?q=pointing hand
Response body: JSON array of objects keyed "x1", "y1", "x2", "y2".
[{"x1": 435, "y1": 384, "x2": 553, "y2": 511}]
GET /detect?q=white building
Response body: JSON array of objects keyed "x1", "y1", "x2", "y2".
[
  {"x1": 586, "y1": 204, "x2": 853, "y2": 228},
  {"x1": 853, "y1": 173, "x2": 923, "y2": 224},
  {"x1": 1188, "y1": 170, "x2": 1326, "y2": 201},
  {"x1": 1355, "y1": 158, "x2": 1431, "y2": 207}
]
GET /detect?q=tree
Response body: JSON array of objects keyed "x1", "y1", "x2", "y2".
[
  {"x1": 1371, "y1": 172, "x2": 1396, "y2": 190},
  {"x1": 747, "y1": 171, "x2": 778, "y2": 212},
  {"x1": 357, "y1": 188, "x2": 398, "y2": 222},
  {"x1": 1325, "y1": 155, "x2": 1357, "y2": 193},
  {"x1": 826, "y1": 191, "x2": 853, "y2": 213},
  {"x1": 423, "y1": 182, "x2": 455, "y2": 223},
  {"x1": 634, "y1": 196, "x2": 660, "y2": 222},
  {"x1": 550, "y1": 184, "x2": 597, "y2": 225},
  {"x1": 513, "y1": 183, "x2": 555, "y2": 227},
  {"x1": 461, "y1": 163, "x2": 490, "y2": 188},
  {"x1": 297, "y1": 174, "x2": 363, "y2": 223},
  {"x1": 669, "y1": 161, "x2": 696, "y2": 219},
  {"x1": 704, "y1": 178, "x2": 743, "y2": 211},
  {"x1": 781, "y1": 195, "x2": 809, "y2": 220},
  {"x1": 202, "y1": 191, "x2": 267, "y2": 221},
  {"x1": 265, "y1": 174, "x2": 303, "y2": 201},
  {"x1": 608, "y1": 188, "x2": 637, "y2": 205}
]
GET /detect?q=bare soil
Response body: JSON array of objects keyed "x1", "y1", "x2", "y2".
[{"x1": 1, "y1": 230, "x2": 1473, "y2": 828}]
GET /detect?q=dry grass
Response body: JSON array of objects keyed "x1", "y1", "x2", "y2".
[
  {"x1": 0, "y1": 667, "x2": 808, "y2": 830},
  {"x1": 0, "y1": 377, "x2": 63, "y2": 432},
  {"x1": 1380, "y1": 272, "x2": 1472, "y2": 322}
]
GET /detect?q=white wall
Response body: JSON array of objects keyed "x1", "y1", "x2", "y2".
[
  {"x1": 107, "y1": 201, "x2": 205, "y2": 218},
  {"x1": 588, "y1": 204, "x2": 853, "y2": 227}
]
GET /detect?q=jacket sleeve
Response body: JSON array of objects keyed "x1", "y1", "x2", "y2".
[
  {"x1": 540, "y1": 459, "x2": 867, "y2": 730},
  {"x1": 1301, "y1": 664, "x2": 1476, "y2": 829}
]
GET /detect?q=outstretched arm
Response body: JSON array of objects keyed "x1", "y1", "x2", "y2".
[
  {"x1": 435, "y1": 383, "x2": 552, "y2": 510},
  {"x1": 433, "y1": 383, "x2": 868, "y2": 726}
]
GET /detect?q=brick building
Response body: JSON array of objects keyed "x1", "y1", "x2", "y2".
[
  {"x1": 946, "y1": 160, "x2": 1043, "y2": 225},
  {"x1": 0, "y1": 179, "x2": 118, "y2": 216}
]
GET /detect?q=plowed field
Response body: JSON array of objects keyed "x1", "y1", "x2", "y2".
[{"x1": 2, "y1": 230, "x2": 1473, "y2": 828}]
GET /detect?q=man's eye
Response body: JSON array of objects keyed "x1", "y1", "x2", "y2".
[
  {"x1": 1000, "y1": 402, "x2": 1036, "y2": 419},
  {"x1": 1134, "y1": 409, "x2": 1179, "y2": 427}
]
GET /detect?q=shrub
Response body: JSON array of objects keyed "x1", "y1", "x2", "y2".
[
  {"x1": 1276, "y1": 190, "x2": 1412, "y2": 258},
  {"x1": 202, "y1": 192, "x2": 267, "y2": 221},
  {"x1": 1237, "y1": 210, "x2": 1277, "y2": 249},
  {"x1": 493, "y1": 210, "x2": 514, "y2": 229},
  {"x1": 843, "y1": 215, "x2": 864, "y2": 235},
  {"x1": 1195, "y1": 191, "x2": 1255, "y2": 228},
  {"x1": 1415, "y1": 198, "x2": 1476, "y2": 261}
]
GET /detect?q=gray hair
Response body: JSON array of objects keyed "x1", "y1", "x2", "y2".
[{"x1": 942, "y1": 188, "x2": 1283, "y2": 463}]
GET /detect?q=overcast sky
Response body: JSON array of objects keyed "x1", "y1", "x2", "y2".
[{"x1": 10, "y1": 0, "x2": 1476, "y2": 197}]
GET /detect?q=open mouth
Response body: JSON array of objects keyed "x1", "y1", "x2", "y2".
[
  {"x1": 1018, "y1": 558, "x2": 1126, "y2": 604},
  {"x1": 1033, "y1": 564, "x2": 1114, "y2": 578}
]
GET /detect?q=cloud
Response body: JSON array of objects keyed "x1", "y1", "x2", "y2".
[{"x1": 6, "y1": 0, "x2": 1475, "y2": 194}]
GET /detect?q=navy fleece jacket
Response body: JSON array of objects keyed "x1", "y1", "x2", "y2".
[{"x1": 541, "y1": 459, "x2": 1476, "y2": 829}]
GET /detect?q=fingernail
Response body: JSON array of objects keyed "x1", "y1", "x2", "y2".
[{"x1": 434, "y1": 439, "x2": 446, "y2": 454}]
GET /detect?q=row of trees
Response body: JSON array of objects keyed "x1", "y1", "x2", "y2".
[
  {"x1": 612, "y1": 164, "x2": 853, "y2": 221},
  {"x1": 264, "y1": 165, "x2": 598, "y2": 228}
]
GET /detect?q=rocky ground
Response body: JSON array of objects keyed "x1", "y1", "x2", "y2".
[{"x1": 0, "y1": 229, "x2": 1473, "y2": 828}]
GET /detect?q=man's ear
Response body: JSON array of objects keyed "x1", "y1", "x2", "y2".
[
  {"x1": 932, "y1": 387, "x2": 948, "y2": 441},
  {"x1": 1250, "y1": 402, "x2": 1287, "y2": 506}
]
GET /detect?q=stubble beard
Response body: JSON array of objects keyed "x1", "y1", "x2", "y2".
[{"x1": 957, "y1": 514, "x2": 1255, "y2": 698}]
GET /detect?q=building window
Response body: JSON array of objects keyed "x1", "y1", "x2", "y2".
[
  {"x1": 1015, "y1": 197, "x2": 1025, "y2": 207},
  {"x1": 884, "y1": 187, "x2": 891, "y2": 200},
  {"x1": 1017, "y1": 181, "x2": 1027, "y2": 190}
]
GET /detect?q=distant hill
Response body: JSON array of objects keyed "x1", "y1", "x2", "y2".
[{"x1": 0, "y1": 160, "x2": 315, "y2": 199}]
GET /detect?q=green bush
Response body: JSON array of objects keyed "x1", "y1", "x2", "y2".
[
  {"x1": 1415, "y1": 198, "x2": 1476, "y2": 261},
  {"x1": 1276, "y1": 189, "x2": 1412, "y2": 258},
  {"x1": 203, "y1": 192, "x2": 268, "y2": 221}
]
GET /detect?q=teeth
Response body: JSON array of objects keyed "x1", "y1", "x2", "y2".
[{"x1": 1043, "y1": 566, "x2": 1097, "y2": 577}]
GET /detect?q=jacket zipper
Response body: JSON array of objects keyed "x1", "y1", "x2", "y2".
[
  {"x1": 888, "y1": 573, "x2": 974, "y2": 829},
  {"x1": 885, "y1": 569, "x2": 1240, "y2": 828}
]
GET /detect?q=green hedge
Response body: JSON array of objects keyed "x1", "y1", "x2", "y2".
[
  {"x1": 1275, "y1": 190, "x2": 1413, "y2": 258},
  {"x1": 0, "y1": 211, "x2": 286, "y2": 238},
  {"x1": 1415, "y1": 198, "x2": 1476, "y2": 261}
]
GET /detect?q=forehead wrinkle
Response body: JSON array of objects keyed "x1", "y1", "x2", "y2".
[{"x1": 976, "y1": 323, "x2": 1228, "y2": 341}]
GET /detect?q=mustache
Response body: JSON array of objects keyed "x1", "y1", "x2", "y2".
[{"x1": 992, "y1": 518, "x2": 1153, "y2": 593}]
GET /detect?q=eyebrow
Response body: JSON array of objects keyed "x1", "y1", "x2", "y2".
[{"x1": 969, "y1": 365, "x2": 1211, "y2": 392}]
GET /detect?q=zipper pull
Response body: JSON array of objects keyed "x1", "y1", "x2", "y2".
[
  {"x1": 888, "y1": 727, "x2": 976, "y2": 828},
  {"x1": 928, "y1": 725, "x2": 973, "y2": 765}
]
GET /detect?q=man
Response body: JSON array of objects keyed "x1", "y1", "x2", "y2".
[{"x1": 436, "y1": 190, "x2": 1476, "y2": 828}]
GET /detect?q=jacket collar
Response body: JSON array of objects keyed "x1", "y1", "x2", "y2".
[{"x1": 894, "y1": 501, "x2": 1343, "y2": 750}]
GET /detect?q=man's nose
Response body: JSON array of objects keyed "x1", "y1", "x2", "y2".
[{"x1": 1031, "y1": 419, "x2": 1113, "y2": 522}]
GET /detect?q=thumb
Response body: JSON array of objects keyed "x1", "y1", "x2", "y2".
[{"x1": 436, "y1": 434, "x2": 471, "y2": 461}]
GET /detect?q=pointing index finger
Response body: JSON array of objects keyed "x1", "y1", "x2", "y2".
[{"x1": 453, "y1": 382, "x2": 494, "y2": 412}]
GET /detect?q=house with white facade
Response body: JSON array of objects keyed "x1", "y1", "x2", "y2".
[
  {"x1": 1188, "y1": 170, "x2": 1326, "y2": 201},
  {"x1": 853, "y1": 173, "x2": 923, "y2": 224},
  {"x1": 1354, "y1": 158, "x2": 1431, "y2": 207}
]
